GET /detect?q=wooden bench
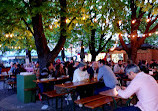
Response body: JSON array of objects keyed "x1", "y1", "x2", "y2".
[
  {"x1": 74, "y1": 95, "x2": 106, "y2": 105},
  {"x1": 74, "y1": 94, "x2": 115, "y2": 110},
  {"x1": 43, "y1": 90, "x2": 67, "y2": 109},
  {"x1": 84, "y1": 96, "x2": 113, "y2": 109}
]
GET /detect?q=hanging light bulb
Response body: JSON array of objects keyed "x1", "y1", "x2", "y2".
[
  {"x1": 128, "y1": 35, "x2": 130, "y2": 37},
  {"x1": 66, "y1": 19, "x2": 70, "y2": 23},
  {"x1": 132, "y1": 19, "x2": 136, "y2": 24},
  {"x1": 49, "y1": 25, "x2": 53, "y2": 29},
  {"x1": 142, "y1": 34, "x2": 146, "y2": 37},
  {"x1": 149, "y1": 33, "x2": 152, "y2": 36},
  {"x1": 94, "y1": 18, "x2": 97, "y2": 22},
  {"x1": 5, "y1": 34, "x2": 9, "y2": 38},
  {"x1": 119, "y1": 33, "x2": 123, "y2": 36},
  {"x1": 10, "y1": 34, "x2": 13, "y2": 38},
  {"x1": 82, "y1": 16, "x2": 86, "y2": 20},
  {"x1": 155, "y1": 31, "x2": 158, "y2": 34},
  {"x1": 118, "y1": 20, "x2": 122, "y2": 24},
  {"x1": 146, "y1": 18, "x2": 150, "y2": 23}
]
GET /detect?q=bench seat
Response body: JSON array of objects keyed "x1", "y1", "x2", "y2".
[
  {"x1": 84, "y1": 96, "x2": 113, "y2": 109},
  {"x1": 43, "y1": 90, "x2": 67, "y2": 98},
  {"x1": 74, "y1": 95, "x2": 106, "y2": 105}
]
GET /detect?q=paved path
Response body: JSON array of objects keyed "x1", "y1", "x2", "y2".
[{"x1": 0, "y1": 81, "x2": 112, "y2": 111}]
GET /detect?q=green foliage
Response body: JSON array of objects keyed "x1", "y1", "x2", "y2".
[
  {"x1": 145, "y1": 35, "x2": 158, "y2": 46},
  {"x1": 1, "y1": 0, "x2": 157, "y2": 58}
]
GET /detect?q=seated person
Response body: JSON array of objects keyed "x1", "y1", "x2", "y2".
[
  {"x1": 116, "y1": 64, "x2": 158, "y2": 111},
  {"x1": 73, "y1": 62, "x2": 90, "y2": 98},
  {"x1": 8, "y1": 63, "x2": 16, "y2": 75},
  {"x1": 18, "y1": 64, "x2": 26, "y2": 72},
  {"x1": 114, "y1": 60, "x2": 125, "y2": 74},
  {"x1": 139, "y1": 60, "x2": 149, "y2": 73},
  {"x1": 38, "y1": 62, "x2": 56, "y2": 93},
  {"x1": 12, "y1": 64, "x2": 20, "y2": 76},
  {"x1": 73, "y1": 62, "x2": 89, "y2": 82},
  {"x1": 40, "y1": 62, "x2": 55, "y2": 79},
  {"x1": 87, "y1": 61, "x2": 99, "y2": 80},
  {"x1": 95, "y1": 59, "x2": 118, "y2": 95},
  {"x1": 55, "y1": 63, "x2": 66, "y2": 77},
  {"x1": 33, "y1": 61, "x2": 40, "y2": 79},
  {"x1": 149, "y1": 59, "x2": 157, "y2": 69}
]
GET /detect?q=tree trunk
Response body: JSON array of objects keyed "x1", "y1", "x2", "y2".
[
  {"x1": 91, "y1": 53, "x2": 97, "y2": 61},
  {"x1": 89, "y1": 29, "x2": 112, "y2": 62},
  {"x1": 31, "y1": 0, "x2": 67, "y2": 71},
  {"x1": 26, "y1": 49, "x2": 31, "y2": 63},
  {"x1": 127, "y1": 47, "x2": 138, "y2": 64},
  {"x1": 89, "y1": 29, "x2": 97, "y2": 61},
  {"x1": 32, "y1": 13, "x2": 50, "y2": 70}
]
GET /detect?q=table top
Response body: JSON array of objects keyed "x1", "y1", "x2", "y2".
[
  {"x1": 115, "y1": 72, "x2": 125, "y2": 75},
  {"x1": 55, "y1": 80, "x2": 98, "y2": 89},
  {"x1": 0, "y1": 74, "x2": 9, "y2": 77},
  {"x1": 33, "y1": 76, "x2": 69, "y2": 83},
  {"x1": 99, "y1": 89, "x2": 122, "y2": 98}
]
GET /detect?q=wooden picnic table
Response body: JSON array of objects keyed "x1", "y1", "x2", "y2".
[
  {"x1": 55, "y1": 80, "x2": 99, "y2": 111},
  {"x1": 33, "y1": 76, "x2": 69, "y2": 83},
  {"x1": 99, "y1": 88, "x2": 120, "y2": 98},
  {"x1": 100, "y1": 88, "x2": 133, "y2": 109},
  {"x1": 55, "y1": 80, "x2": 98, "y2": 89},
  {"x1": 0, "y1": 74, "x2": 9, "y2": 78}
]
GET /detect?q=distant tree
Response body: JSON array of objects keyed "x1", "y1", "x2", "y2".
[{"x1": 74, "y1": 0, "x2": 127, "y2": 61}]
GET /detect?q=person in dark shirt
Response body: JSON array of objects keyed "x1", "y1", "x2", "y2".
[
  {"x1": 55, "y1": 63, "x2": 65, "y2": 77},
  {"x1": 12, "y1": 64, "x2": 20, "y2": 76},
  {"x1": 39, "y1": 62, "x2": 56, "y2": 93},
  {"x1": 139, "y1": 60, "x2": 149, "y2": 73},
  {"x1": 40, "y1": 62, "x2": 55, "y2": 79}
]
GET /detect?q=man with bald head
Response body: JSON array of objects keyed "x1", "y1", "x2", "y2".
[{"x1": 87, "y1": 61, "x2": 99, "y2": 80}]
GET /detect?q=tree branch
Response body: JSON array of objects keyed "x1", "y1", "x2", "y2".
[
  {"x1": 21, "y1": 17, "x2": 34, "y2": 35},
  {"x1": 138, "y1": 23, "x2": 158, "y2": 47},
  {"x1": 99, "y1": 33, "x2": 105, "y2": 50},
  {"x1": 149, "y1": 23, "x2": 158, "y2": 33},
  {"x1": 144, "y1": 15, "x2": 158, "y2": 33},
  {"x1": 67, "y1": 0, "x2": 85, "y2": 28},
  {"x1": 119, "y1": 34, "x2": 128, "y2": 52},
  {"x1": 97, "y1": 35, "x2": 112, "y2": 53}
]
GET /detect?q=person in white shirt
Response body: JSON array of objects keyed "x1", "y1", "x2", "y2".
[
  {"x1": 114, "y1": 60, "x2": 125, "y2": 73},
  {"x1": 116, "y1": 64, "x2": 158, "y2": 111},
  {"x1": 73, "y1": 62, "x2": 90, "y2": 99},
  {"x1": 73, "y1": 62, "x2": 89, "y2": 82}
]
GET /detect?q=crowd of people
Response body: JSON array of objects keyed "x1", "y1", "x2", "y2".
[{"x1": 0, "y1": 58, "x2": 158, "y2": 110}]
